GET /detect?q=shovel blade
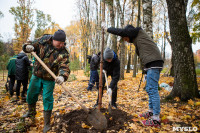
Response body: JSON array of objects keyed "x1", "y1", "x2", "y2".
[
  {"x1": 108, "y1": 103, "x2": 112, "y2": 114},
  {"x1": 87, "y1": 108, "x2": 107, "y2": 131}
]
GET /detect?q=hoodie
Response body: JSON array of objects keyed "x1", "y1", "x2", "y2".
[{"x1": 107, "y1": 25, "x2": 163, "y2": 68}]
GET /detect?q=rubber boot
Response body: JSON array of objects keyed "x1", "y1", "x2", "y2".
[
  {"x1": 22, "y1": 103, "x2": 36, "y2": 119},
  {"x1": 43, "y1": 110, "x2": 52, "y2": 133}
]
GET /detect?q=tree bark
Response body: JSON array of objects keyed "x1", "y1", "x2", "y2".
[
  {"x1": 126, "y1": 44, "x2": 131, "y2": 73},
  {"x1": 116, "y1": 0, "x2": 126, "y2": 80},
  {"x1": 166, "y1": 0, "x2": 199, "y2": 100},
  {"x1": 106, "y1": 0, "x2": 117, "y2": 53},
  {"x1": 133, "y1": 0, "x2": 141, "y2": 77},
  {"x1": 142, "y1": 0, "x2": 153, "y2": 39}
]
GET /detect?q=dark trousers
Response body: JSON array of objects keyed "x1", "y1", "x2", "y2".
[
  {"x1": 87, "y1": 70, "x2": 99, "y2": 90},
  {"x1": 9, "y1": 75, "x2": 15, "y2": 96},
  {"x1": 16, "y1": 79, "x2": 28, "y2": 97},
  {"x1": 96, "y1": 85, "x2": 118, "y2": 105}
]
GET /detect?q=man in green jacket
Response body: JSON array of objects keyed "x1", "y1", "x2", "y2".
[
  {"x1": 7, "y1": 55, "x2": 17, "y2": 97},
  {"x1": 22, "y1": 29, "x2": 70, "y2": 133}
]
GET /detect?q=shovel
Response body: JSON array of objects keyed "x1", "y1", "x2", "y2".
[
  {"x1": 103, "y1": 70, "x2": 112, "y2": 114},
  {"x1": 31, "y1": 52, "x2": 107, "y2": 131}
]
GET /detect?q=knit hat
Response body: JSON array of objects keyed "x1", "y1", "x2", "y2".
[
  {"x1": 104, "y1": 47, "x2": 114, "y2": 60},
  {"x1": 53, "y1": 29, "x2": 66, "y2": 42}
]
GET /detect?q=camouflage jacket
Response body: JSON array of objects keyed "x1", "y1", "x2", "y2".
[{"x1": 23, "y1": 34, "x2": 70, "y2": 81}]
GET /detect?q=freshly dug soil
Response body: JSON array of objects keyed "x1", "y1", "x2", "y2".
[{"x1": 53, "y1": 108, "x2": 134, "y2": 133}]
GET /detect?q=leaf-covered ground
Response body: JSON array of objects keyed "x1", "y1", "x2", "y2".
[{"x1": 0, "y1": 70, "x2": 200, "y2": 133}]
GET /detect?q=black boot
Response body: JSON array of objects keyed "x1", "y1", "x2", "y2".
[
  {"x1": 22, "y1": 103, "x2": 36, "y2": 119},
  {"x1": 43, "y1": 110, "x2": 52, "y2": 133}
]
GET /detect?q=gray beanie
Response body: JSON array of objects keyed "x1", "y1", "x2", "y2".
[
  {"x1": 104, "y1": 47, "x2": 114, "y2": 60},
  {"x1": 53, "y1": 29, "x2": 66, "y2": 42}
]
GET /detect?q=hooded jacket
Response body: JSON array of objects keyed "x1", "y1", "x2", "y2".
[
  {"x1": 15, "y1": 52, "x2": 30, "y2": 80},
  {"x1": 107, "y1": 25, "x2": 163, "y2": 68},
  {"x1": 7, "y1": 55, "x2": 17, "y2": 76},
  {"x1": 103, "y1": 52, "x2": 120, "y2": 89}
]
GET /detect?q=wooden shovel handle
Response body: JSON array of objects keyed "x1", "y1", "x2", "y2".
[{"x1": 31, "y1": 52, "x2": 89, "y2": 113}]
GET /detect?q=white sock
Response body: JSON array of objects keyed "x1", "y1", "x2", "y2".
[
  {"x1": 152, "y1": 115, "x2": 160, "y2": 121},
  {"x1": 148, "y1": 108, "x2": 153, "y2": 112}
]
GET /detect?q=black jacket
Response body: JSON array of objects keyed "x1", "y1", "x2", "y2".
[
  {"x1": 15, "y1": 53, "x2": 30, "y2": 80},
  {"x1": 90, "y1": 54, "x2": 100, "y2": 71},
  {"x1": 103, "y1": 52, "x2": 120, "y2": 89}
]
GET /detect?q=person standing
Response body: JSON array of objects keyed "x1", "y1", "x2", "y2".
[
  {"x1": 87, "y1": 52, "x2": 100, "y2": 91},
  {"x1": 15, "y1": 51, "x2": 31, "y2": 100},
  {"x1": 22, "y1": 29, "x2": 70, "y2": 133},
  {"x1": 104, "y1": 24, "x2": 164, "y2": 127},
  {"x1": 7, "y1": 55, "x2": 17, "y2": 97}
]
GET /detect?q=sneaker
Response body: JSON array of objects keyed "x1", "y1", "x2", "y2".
[
  {"x1": 93, "y1": 103, "x2": 98, "y2": 108},
  {"x1": 138, "y1": 111, "x2": 153, "y2": 119},
  {"x1": 111, "y1": 103, "x2": 117, "y2": 109},
  {"x1": 141, "y1": 119, "x2": 161, "y2": 128}
]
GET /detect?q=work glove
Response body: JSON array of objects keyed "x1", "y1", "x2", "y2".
[
  {"x1": 103, "y1": 69, "x2": 106, "y2": 74},
  {"x1": 26, "y1": 45, "x2": 34, "y2": 52},
  {"x1": 55, "y1": 76, "x2": 64, "y2": 85},
  {"x1": 107, "y1": 88, "x2": 112, "y2": 96},
  {"x1": 101, "y1": 21, "x2": 107, "y2": 31}
]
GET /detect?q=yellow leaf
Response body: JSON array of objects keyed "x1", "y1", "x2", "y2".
[
  {"x1": 81, "y1": 123, "x2": 91, "y2": 129},
  {"x1": 124, "y1": 123, "x2": 128, "y2": 127},
  {"x1": 188, "y1": 99, "x2": 194, "y2": 106},
  {"x1": 185, "y1": 115, "x2": 191, "y2": 119},
  {"x1": 195, "y1": 102, "x2": 200, "y2": 106},
  {"x1": 129, "y1": 123, "x2": 137, "y2": 130},
  {"x1": 59, "y1": 109, "x2": 66, "y2": 114},
  {"x1": 4, "y1": 96, "x2": 10, "y2": 102},
  {"x1": 161, "y1": 115, "x2": 167, "y2": 121},
  {"x1": 167, "y1": 116, "x2": 173, "y2": 120},
  {"x1": 174, "y1": 97, "x2": 180, "y2": 102},
  {"x1": 35, "y1": 112, "x2": 41, "y2": 118}
]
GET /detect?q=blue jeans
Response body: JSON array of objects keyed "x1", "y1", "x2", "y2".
[
  {"x1": 87, "y1": 70, "x2": 99, "y2": 90},
  {"x1": 146, "y1": 68, "x2": 161, "y2": 115}
]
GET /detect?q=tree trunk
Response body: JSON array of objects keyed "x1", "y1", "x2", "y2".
[
  {"x1": 107, "y1": 0, "x2": 117, "y2": 53},
  {"x1": 166, "y1": 0, "x2": 199, "y2": 100},
  {"x1": 133, "y1": 0, "x2": 141, "y2": 77},
  {"x1": 3, "y1": 68, "x2": 4, "y2": 81},
  {"x1": 170, "y1": 51, "x2": 174, "y2": 77},
  {"x1": 126, "y1": 44, "x2": 131, "y2": 73},
  {"x1": 142, "y1": 0, "x2": 153, "y2": 39},
  {"x1": 133, "y1": 52, "x2": 137, "y2": 77},
  {"x1": 116, "y1": 0, "x2": 126, "y2": 80}
]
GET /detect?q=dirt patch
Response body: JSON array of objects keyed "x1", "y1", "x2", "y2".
[{"x1": 53, "y1": 108, "x2": 134, "y2": 133}]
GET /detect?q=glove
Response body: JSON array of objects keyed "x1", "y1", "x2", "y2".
[
  {"x1": 55, "y1": 76, "x2": 64, "y2": 85},
  {"x1": 107, "y1": 88, "x2": 112, "y2": 96},
  {"x1": 26, "y1": 45, "x2": 34, "y2": 52},
  {"x1": 103, "y1": 69, "x2": 107, "y2": 74},
  {"x1": 101, "y1": 21, "x2": 107, "y2": 31}
]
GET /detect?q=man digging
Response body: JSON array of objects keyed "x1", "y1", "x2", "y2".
[{"x1": 22, "y1": 29, "x2": 70, "y2": 133}]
